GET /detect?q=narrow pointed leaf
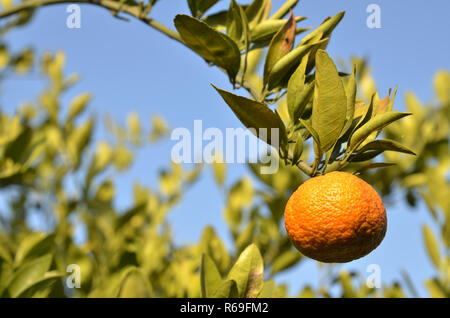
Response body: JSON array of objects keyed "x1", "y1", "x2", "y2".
[
  {"x1": 349, "y1": 112, "x2": 412, "y2": 149},
  {"x1": 245, "y1": 0, "x2": 271, "y2": 29},
  {"x1": 269, "y1": 0, "x2": 299, "y2": 20},
  {"x1": 291, "y1": 80, "x2": 314, "y2": 122},
  {"x1": 422, "y1": 225, "x2": 441, "y2": 270},
  {"x1": 201, "y1": 254, "x2": 223, "y2": 298},
  {"x1": 287, "y1": 52, "x2": 309, "y2": 121},
  {"x1": 299, "y1": 118, "x2": 320, "y2": 150},
  {"x1": 356, "y1": 139, "x2": 416, "y2": 156},
  {"x1": 267, "y1": 38, "x2": 328, "y2": 90},
  {"x1": 341, "y1": 66, "x2": 357, "y2": 137},
  {"x1": 354, "y1": 162, "x2": 396, "y2": 174},
  {"x1": 300, "y1": 11, "x2": 345, "y2": 45},
  {"x1": 264, "y1": 12, "x2": 296, "y2": 84}
]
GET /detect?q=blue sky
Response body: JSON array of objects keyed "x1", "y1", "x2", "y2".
[{"x1": 1, "y1": 0, "x2": 449, "y2": 297}]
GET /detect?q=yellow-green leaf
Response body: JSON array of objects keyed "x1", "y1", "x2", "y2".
[
  {"x1": 200, "y1": 254, "x2": 223, "y2": 298},
  {"x1": 422, "y1": 225, "x2": 442, "y2": 270},
  {"x1": 312, "y1": 50, "x2": 347, "y2": 152},
  {"x1": 227, "y1": 244, "x2": 264, "y2": 298}
]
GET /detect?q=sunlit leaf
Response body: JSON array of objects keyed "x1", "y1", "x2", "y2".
[
  {"x1": 264, "y1": 12, "x2": 296, "y2": 85},
  {"x1": 227, "y1": 244, "x2": 264, "y2": 298},
  {"x1": 311, "y1": 50, "x2": 347, "y2": 152},
  {"x1": 200, "y1": 254, "x2": 222, "y2": 298},
  {"x1": 422, "y1": 225, "x2": 442, "y2": 270}
]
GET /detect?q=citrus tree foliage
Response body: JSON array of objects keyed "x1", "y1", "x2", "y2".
[{"x1": 0, "y1": 0, "x2": 448, "y2": 298}]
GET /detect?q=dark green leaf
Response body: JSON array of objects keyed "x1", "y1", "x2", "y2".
[
  {"x1": 354, "y1": 162, "x2": 396, "y2": 174},
  {"x1": 174, "y1": 15, "x2": 240, "y2": 82},
  {"x1": 188, "y1": 0, "x2": 220, "y2": 18},
  {"x1": 212, "y1": 85, "x2": 283, "y2": 146},
  {"x1": 356, "y1": 139, "x2": 416, "y2": 156}
]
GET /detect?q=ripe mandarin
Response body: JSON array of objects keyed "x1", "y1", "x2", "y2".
[{"x1": 284, "y1": 171, "x2": 387, "y2": 263}]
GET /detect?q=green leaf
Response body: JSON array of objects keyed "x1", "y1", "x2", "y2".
[
  {"x1": 227, "y1": 244, "x2": 264, "y2": 298},
  {"x1": 212, "y1": 85, "x2": 283, "y2": 146},
  {"x1": 117, "y1": 267, "x2": 153, "y2": 298},
  {"x1": 349, "y1": 112, "x2": 412, "y2": 149},
  {"x1": 299, "y1": 286, "x2": 315, "y2": 298},
  {"x1": 245, "y1": 0, "x2": 271, "y2": 29},
  {"x1": 425, "y1": 278, "x2": 448, "y2": 298},
  {"x1": 7, "y1": 254, "x2": 53, "y2": 298},
  {"x1": 339, "y1": 270, "x2": 355, "y2": 298},
  {"x1": 267, "y1": 39, "x2": 328, "y2": 90},
  {"x1": 0, "y1": 244, "x2": 12, "y2": 263},
  {"x1": 264, "y1": 12, "x2": 296, "y2": 85},
  {"x1": 201, "y1": 254, "x2": 223, "y2": 298},
  {"x1": 422, "y1": 225, "x2": 441, "y2": 270},
  {"x1": 199, "y1": 226, "x2": 230, "y2": 274},
  {"x1": 174, "y1": 15, "x2": 240, "y2": 82},
  {"x1": 290, "y1": 80, "x2": 314, "y2": 122},
  {"x1": 354, "y1": 162, "x2": 396, "y2": 174},
  {"x1": 291, "y1": 135, "x2": 303, "y2": 165},
  {"x1": 300, "y1": 11, "x2": 345, "y2": 45},
  {"x1": 287, "y1": 50, "x2": 309, "y2": 121},
  {"x1": 187, "y1": 0, "x2": 219, "y2": 18},
  {"x1": 227, "y1": 0, "x2": 249, "y2": 50},
  {"x1": 312, "y1": 50, "x2": 347, "y2": 152},
  {"x1": 67, "y1": 93, "x2": 91, "y2": 122},
  {"x1": 14, "y1": 233, "x2": 55, "y2": 267},
  {"x1": 16, "y1": 271, "x2": 63, "y2": 298},
  {"x1": 356, "y1": 139, "x2": 416, "y2": 156},
  {"x1": 269, "y1": 0, "x2": 299, "y2": 20},
  {"x1": 340, "y1": 66, "x2": 357, "y2": 137},
  {"x1": 257, "y1": 279, "x2": 276, "y2": 298},
  {"x1": 348, "y1": 149, "x2": 383, "y2": 163},
  {"x1": 203, "y1": 10, "x2": 228, "y2": 30},
  {"x1": 212, "y1": 279, "x2": 239, "y2": 298},
  {"x1": 299, "y1": 118, "x2": 321, "y2": 151}
]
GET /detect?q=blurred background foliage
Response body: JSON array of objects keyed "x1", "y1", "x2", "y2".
[{"x1": 0, "y1": 0, "x2": 448, "y2": 298}]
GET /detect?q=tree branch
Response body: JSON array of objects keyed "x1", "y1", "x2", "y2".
[{"x1": 0, "y1": 0, "x2": 184, "y2": 44}]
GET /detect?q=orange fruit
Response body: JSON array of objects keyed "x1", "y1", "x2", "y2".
[{"x1": 284, "y1": 171, "x2": 386, "y2": 263}]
